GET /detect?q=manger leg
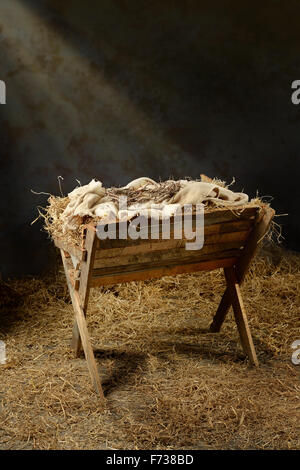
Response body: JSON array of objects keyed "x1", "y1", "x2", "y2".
[
  {"x1": 68, "y1": 227, "x2": 96, "y2": 357},
  {"x1": 209, "y1": 287, "x2": 231, "y2": 332},
  {"x1": 60, "y1": 250, "x2": 83, "y2": 356},
  {"x1": 72, "y1": 290, "x2": 104, "y2": 398},
  {"x1": 71, "y1": 321, "x2": 82, "y2": 357},
  {"x1": 60, "y1": 249, "x2": 104, "y2": 397},
  {"x1": 210, "y1": 207, "x2": 274, "y2": 334},
  {"x1": 224, "y1": 267, "x2": 259, "y2": 366}
]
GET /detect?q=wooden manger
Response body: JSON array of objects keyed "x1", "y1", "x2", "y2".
[{"x1": 53, "y1": 203, "x2": 274, "y2": 399}]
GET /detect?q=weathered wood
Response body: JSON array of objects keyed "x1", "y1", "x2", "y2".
[
  {"x1": 235, "y1": 207, "x2": 275, "y2": 283},
  {"x1": 61, "y1": 249, "x2": 104, "y2": 398},
  {"x1": 95, "y1": 229, "x2": 250, "y2": 259},
  {"x1": 68, "y1": 269, "x2": 80, "y2": 290},
  {"x1": 93, "y1": 243, "x2": 243, "y2": 270},
  {"x1": 96, "y1": 239, "x2": 184, "y2": 259},
  {"x1": 78, "y1": 227, "x2": 97, "y2": 308},
  {"x1": 95, "y1": 220, "x2": 254, "y2": 259},
  {"x1": 60, "y1": 253, "x2": 80, "y2": 290},
  {"x1": 69, "y1": 227, "x2": 97, "y2": 356},
  {"x1": 60, "y1": 251, "x2": 82, "y2": 356},
  {"x1": 53, "y1": 236, "x2": 87, "y2": 261},
  {"x1": 209, "y1": 288, "x2": 232, "y2": 333},
  {"x1": 71, "y1": 289, "x2": 104, "y2": 397},
  {"x1": 70, "y1": 254, "x2": 81, "y2": 270},
  {"x1": 71, "y1": 321, "x2": 82, "y2": 357},
  {"x1": 90, "y1": 257, "x2": 237, "y2": 287},
  {"x1": 93, "y1": 248, "x2": 239, "y2": 275},
  {"x1": 201, "y1": 206, "x2": 258, "y2": 222},
  {"x1": 95, "y1": 207, "x2": 259, "y2": 250},
  {"x1": 94, "y1": 219, "x2": 253, "y2": 260},
  {"x1": 224, "y1": 267, "x2": 258, "y2": 366},
  {"x1": 210, "y1": 206, "x2": 275, "y2": 333}
]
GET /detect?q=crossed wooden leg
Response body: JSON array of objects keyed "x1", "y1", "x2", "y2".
[
  {"x1": 60, "y1": 228, "x2": 104, "y2": 399},
  {"x1": 209, "y1": 207, "x2": 274, "y2": 365},
  {"x1": 71, "y1": 227, "x2": 96, "y2": 357},
  {"x1": 211, "y1": 266, "x2": 258, "y2": 366},
  {"x1": 209, "y1": 287, "x2": 232, "y2": 333}
]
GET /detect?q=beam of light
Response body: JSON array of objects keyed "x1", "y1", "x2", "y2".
[
  {"x1": 0, "y1": 0, "x2": 194, "y2": 180},
  {"x1": 0, "y1": 79, "x2": 6, "y2": 104}
]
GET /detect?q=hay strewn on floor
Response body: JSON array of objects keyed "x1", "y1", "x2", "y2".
[{"x1": 0, "y1": 244, "x2": 299, "y2": 450}]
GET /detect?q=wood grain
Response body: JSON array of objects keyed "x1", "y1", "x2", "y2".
[
  {"x1": 224, "y1": 267, "x2": 258, "y2": 366},
  {"x1": 95, "y1": 207, "x2": 259, "y2": 250},
  {"x1": 61, "y1": 249, "x2": 104, "y2": 398},
  {"x1": 53, "y1": 236, "x2": 87, "y2": 261},
  {"x1": 210, "y1": 206, "x2": 275, "y2": 333},
  {"x1": 90, "y1": 257, "x2": 237, "y2": 287}
]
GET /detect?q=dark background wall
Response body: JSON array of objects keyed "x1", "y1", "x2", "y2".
[{"x1": 1, "y1": 0, "x2": 299, "y2": 277}]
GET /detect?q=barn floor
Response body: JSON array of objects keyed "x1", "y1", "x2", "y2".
[{"x1": 0, "y1": 244, "x2": 299, "y2": 450}]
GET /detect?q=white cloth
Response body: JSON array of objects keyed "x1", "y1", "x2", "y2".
[
  {"x1": 60, "y1": 177, "x2": 249, "y2": 232},
  {"x1": 61, "y1": 179, "x2": 106, "y2": 231},
  {"x1": 123, "y1": 177, "x2": 158, "y2": 190},
  {"x1": 170, "y1": 181, "x2": 248, "y2": 206},
  {"x1": 118, "y1": 203, "x2": 182, "y2": 221}
]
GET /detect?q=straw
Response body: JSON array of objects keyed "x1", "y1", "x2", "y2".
[{"x1": 0, "y1": 243, "x2": 299, "y2": 450}]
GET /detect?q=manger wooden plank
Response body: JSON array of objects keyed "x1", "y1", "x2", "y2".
[
  {"x1": 92, "y1": 249, "x2": 239, "y2": 277},
  {"x1": 68, "y1": 268, "x2": 80, "y2": 290},
  {"x1": 94, "y1": 205, "x2": 259, "y2": 231},
  {"x1": 90, "y1": 257, "x2": 237, "y2": 286},
  {"x1": 94, "y1": 219, "x2": 253, "y2": 260},
  {"x1": 94, "y1": 207, "x2": 259, "y2": 250},
  {"x1": 95, "y1": 229, "x2": 250, "y2": 255},
  {"x1": 205, "y1": 218, "x2": 253, "y2": 234},
  {"x1": 203, "y1": 206, "x2": 259, "y2": 225},
  {"x1": 197, "y1": 229, "x2": 249, "y2": 245},
  {"x1": 96, "y1": 239, "x2": 184, "y2": 259},
  {"x1": 53, "y1": 236, "x2": 87, "y2": 261},
  {"x1": 71, "y1": 254, "x2": 81, "y2": 270},
  {"x1": 91, "y1": 258, "x2": 237, "y2": 286},
  {"x1": 235, "y1": 207, "x2": 275, "y2": 283},
  {"x1": 93, "y1": 241, "x2": 244, "y2": 269},
  {"x1": 78, "y1": 227, "x2": 97, "y2": 308}
]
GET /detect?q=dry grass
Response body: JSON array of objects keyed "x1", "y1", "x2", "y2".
[
  {"x1": 34, "y1": 177, "x2": 266, "y2": 247},
  {"x1": 0, "y1": 243, "x2": 299, "y2": 450},
  {"x1": 106, "y1": 180, "x2": 182, "y2": 205}
]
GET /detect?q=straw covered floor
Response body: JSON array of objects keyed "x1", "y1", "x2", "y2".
[{"x1": 0, "y1": 243, "x2": 299, "y2": 450}]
